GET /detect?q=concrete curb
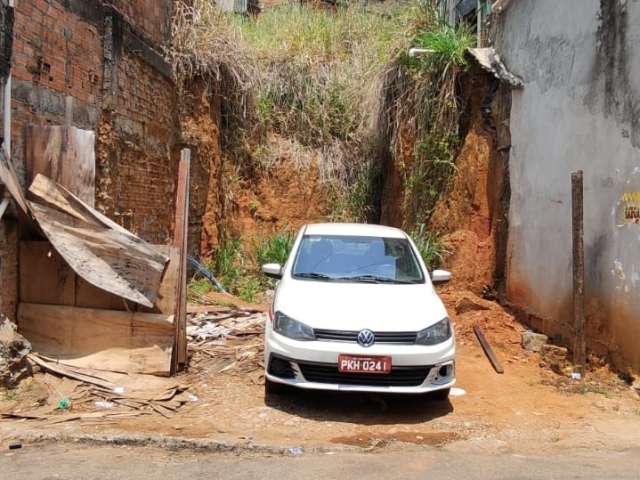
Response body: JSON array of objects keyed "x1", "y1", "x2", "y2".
[{"x1": 5, "y1": 429, "x2": 360, "y2": 456}]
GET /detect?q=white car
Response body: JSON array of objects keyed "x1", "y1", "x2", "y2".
[{"x1": 262, "y1": 223, "x2": 455, "y2": 399}]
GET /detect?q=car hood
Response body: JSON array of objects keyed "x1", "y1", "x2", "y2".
[{"x1": 273, "y1": 278, "x2": 448, "y2": 332}]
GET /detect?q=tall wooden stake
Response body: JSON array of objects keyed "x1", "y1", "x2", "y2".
[
  {"x1": 571, "y1": 170, "x2": 586, "y2": 374},
  {"x1": 173, "y1": 149, "x2": 191, "y2": 373}
]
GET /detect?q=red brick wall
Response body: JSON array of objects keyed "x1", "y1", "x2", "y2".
[
  {"x1": 0, "y1": 0, "x2": 180, "y2": 318},
  {"x1": 108, "y1": 0, "x2": 173, "y2": 45},
  {"x1": 12, "y1": 0, "x2": 103, "y2": 105},
  {"x1": 96, "y1": 51, "x2": 178, "y2": 243}
]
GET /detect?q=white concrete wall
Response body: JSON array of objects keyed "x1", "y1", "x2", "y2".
[{"x1": 496, "y1": 0, "x2": 640, "y2": 370}]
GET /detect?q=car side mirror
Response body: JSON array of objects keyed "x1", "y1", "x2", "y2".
[
  {"x1": 431, "y1": 269, "x2": 452, "y2": 284},
  {"x1": 262, "y1": 263, "x2": 283, "y2": 280}
]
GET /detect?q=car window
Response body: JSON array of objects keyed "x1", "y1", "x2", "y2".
[{"x1": 292, "y1": 235, "x2": 424, "y2": 284}]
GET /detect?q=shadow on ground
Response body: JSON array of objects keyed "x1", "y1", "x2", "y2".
[{"x1": 264, "y1": 387, "x2": 453, "y2": 425}]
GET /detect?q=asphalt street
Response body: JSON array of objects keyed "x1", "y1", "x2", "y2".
[{"x1": 4, "y1": 443, "x2": 640, "y2": 480}]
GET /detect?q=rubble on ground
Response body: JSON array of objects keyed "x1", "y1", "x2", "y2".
[
  {"x1": 540, "y1": 344, "x2": 570, "y2": 374},
  {"x1": 522, "y1": 331, "x2": 548, "y2": 352},
  {"x1": 0, "y1": 315, "x2": 32, "y2": 388},
  {"x1": 187, "y1": 307, "x2": 266, "y2": 380},
  {"x1": 1, "y1": 353, "x2": 192, "y2": 424}
]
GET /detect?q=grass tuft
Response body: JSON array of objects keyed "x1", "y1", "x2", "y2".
[
  {"x1": 256, "y1": 232, "x2": 295, "y2": 267},
  {"x1": 410, "y1": 223, "x2": 451, "y2": 271}
]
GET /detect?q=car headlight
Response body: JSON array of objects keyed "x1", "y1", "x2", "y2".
[
  {"x1": 273, "y1": 311, "x2": 315, "y2": 341},
  {"x1": 416, "y1": 318, "x2": 452, "y2": 345}
]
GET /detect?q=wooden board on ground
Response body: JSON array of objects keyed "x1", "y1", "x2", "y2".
[
  {"x1": 28, "y1": 174, "x2": 169, "y2": 308},
  {"x1": 19, "y1": 303, "x2": 175, "y2": 375},
  {"x1": 25, "y1": 125, "x2": 96, "y2": 206},
  {"x1": 474, "y1": 324, "x2": 505, "y2": 374}
]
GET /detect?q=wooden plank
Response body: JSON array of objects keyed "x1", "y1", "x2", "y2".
[
  {"x1": 19, "y1": 241, "x2": 76, "y2": 306},
  {"x1": 21, "y1": 242, "x2": 176, "y2": 312},
  {"x1": 0, "y1": 147, "x2": 29, "y2": 214},
  {"x1": 19, "y1": 303, "x2": 174, "y2": 376},
  {"x1": 571, "y1": 170, "x2": 586, "y2": 373},
  {"x1": 28, "y1": 174, "x2": 169, "y2": 308},
  {"x1": 0, "y1": 197, "x2": 9, "y2": 220},
  {"x1": 473, "y1": 325, "x2": 504, "y2": 374},
  {"x1": 75, "y1": 277, "x2": 128, "y2": 311},
  {"x1": 152, "y1": 247, "x2": 180, "y2": 315},
  {"x1": 25, "y1": 125, "x2": 96, "y2": 206},
  {"x1": 173, "y1": 149, "x2": 191, "y2": 371}
]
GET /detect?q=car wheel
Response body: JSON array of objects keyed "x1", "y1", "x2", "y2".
[
  {"x1": 430, "y1": 388, "x2": 450, "y2": 401},
  {"x1": 265, "y1": 378, "x2": 287, "y2": 396}
]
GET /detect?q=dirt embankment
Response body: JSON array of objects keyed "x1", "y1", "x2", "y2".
[
  {"x1": 181, "y1": 81, "x2": 330, "y2": 258},
  {"x1": 223, "y1": 134, "x2": 331, "y2": 249},
  {"x1": 430, "y1": 70, "x2": 510, "y2": 294}
]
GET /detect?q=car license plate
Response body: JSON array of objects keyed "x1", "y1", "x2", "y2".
[{"x1": 338, "y1": 355, "x2": 391, "y2": 374}]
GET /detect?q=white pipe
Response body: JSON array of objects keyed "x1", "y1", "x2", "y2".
[
  {"x1": 408, "y1": 47, "x2": 435, "y2": 58},
  {"x1": 3, "y1": 0, "x2": 14, "y2": 158}
]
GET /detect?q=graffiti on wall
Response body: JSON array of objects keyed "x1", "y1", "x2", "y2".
[{"x1": 622, "y1": 192, "x2": 640, "y2": 224}]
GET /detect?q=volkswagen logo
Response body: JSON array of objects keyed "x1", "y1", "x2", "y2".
[{"x1": 357, "y1": 329, "x2": 375, "y2": 347}]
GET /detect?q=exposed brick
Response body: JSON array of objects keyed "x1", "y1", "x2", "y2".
[{"x1": 1, "y1": 0, "x2": 182, "y2": 319}]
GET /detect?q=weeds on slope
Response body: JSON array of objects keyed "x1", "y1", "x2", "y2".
[
  {"x1": 378, "y1": 4, "x2": 474, "y2": 228},
  {"x1": 188, "y1": 232, "x2": 295, "y2": 303},
  {"x1": 410, "y1": 223, "x2": 451, "y2": 270},
  {"x1": 170, "y1": 0, "x2": 475, "y2": 233}
]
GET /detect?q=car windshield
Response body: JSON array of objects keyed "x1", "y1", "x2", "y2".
[{"x1": 292, "y1": 234, "x2": 424, "y2": 284}]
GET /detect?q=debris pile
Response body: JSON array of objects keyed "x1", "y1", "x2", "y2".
[
  {"x1": 0, "y1": 315, "x2": 32, "y2": 388},
  {"x1": 187, "y1": 307, "x2": 266, "y2": 379},
  {"x1": 1, "y1": 354, "x2": 192, "y2": 424}
]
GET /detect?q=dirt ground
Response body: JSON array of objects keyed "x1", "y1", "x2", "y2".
[{"x1": 3, "y1": 287, "x2": 638, "y2": 454}]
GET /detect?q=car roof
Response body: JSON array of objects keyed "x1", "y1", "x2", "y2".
[{"x1": 303, "y1": 223, "x2": 407, "y2": 239}]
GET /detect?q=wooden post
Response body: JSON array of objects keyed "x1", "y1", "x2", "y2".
[
  {"x1": 172, "y1": 149, "x2": 190, "y2": 373},
  {"x1": 571, "y1": 170, "x2": 586, "y2": 374}
]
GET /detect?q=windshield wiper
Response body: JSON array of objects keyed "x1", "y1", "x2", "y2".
[
  {"x1": 295, "y1": 272, "x2": 333, "y2": 281},
  {"x1": 337, "y1": 275, "x2": 412, "y2": 284}
]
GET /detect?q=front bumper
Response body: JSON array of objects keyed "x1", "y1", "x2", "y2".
[{"x1": 264, "y1": 329, "x2": 456, "y2": 394}]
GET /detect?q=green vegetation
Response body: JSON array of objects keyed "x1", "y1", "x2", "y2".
[
  {"x1": 256, "y1": 232, "x2": 295, "y2": 267},
  {"x1": 413, "y1": 20, "x2": 475, "y2": 69},
  {"x1": 380, "y1": 5, "x2": 474, "y2": 227},
  {"x1": 175, "y1": 1, "x2": 478, "y2": 296},
  {"x1": 188, "y1": 231, "x2": 295, "y2": 303},
  {"x1": 410, "y1": 223, "x2": 451, "y2": 270}
]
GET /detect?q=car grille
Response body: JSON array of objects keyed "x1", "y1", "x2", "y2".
[
  {"x1": 297, "y1": 361, "x2": 431, "y2": 387},
  {"x1": 314, "y1": 329, "x2": 417, "y2": 344}
]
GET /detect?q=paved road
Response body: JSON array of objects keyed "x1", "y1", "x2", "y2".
[{"x1": 4, "y1": 444, "x2": 640, "y2": 480}]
